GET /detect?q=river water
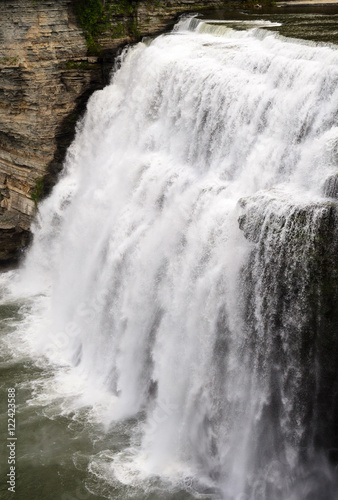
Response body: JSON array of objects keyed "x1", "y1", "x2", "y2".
[{"x1": 1, "y1": 5, "x2": 338, "y2": 500}]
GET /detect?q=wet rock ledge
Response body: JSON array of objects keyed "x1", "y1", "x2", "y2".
[
  {"x1": 0, "y1": 0, "x2": 224, "y2": 264},
  {"x1": 238, "y1": 188, "x2": 338, "y2": 463}
]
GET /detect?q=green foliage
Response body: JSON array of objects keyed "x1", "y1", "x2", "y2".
[
  {"x1": 30, "y1": 1, "x2": 146, "y2": 63},
  {"x1": 127, "y1": 18, "x2": 141, "y2": 38},
  {"x1": 30, "y1": 177, "x2": 44, "y2": 208},
  {"x1": 0, "y1": 56, "x2": 19, "y2": 66},
  {"x1": 65, "y1": 60, "x2": 93, "y2": 70},
  {"x1": 73, "y1": 0, "x2": 104, "y2": 35},
  {"x1": 73, "y1": 0, "x2": 107, "y2": 54},
  {"x1": 111, "y1": 22, "x2": 127, "y2": 39},
  {"x1": 107, "y1": 0, "x2": 135, "y2": 15},
  {"x1": 73, "y1": 0, "x2": 141, "y2": 53},
  {"x1": 145, "y1": 0, "x2": 163, "y2": 9}
]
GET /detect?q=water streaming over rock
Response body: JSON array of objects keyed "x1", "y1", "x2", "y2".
[{"x1": 4, "y1": 16, "x2": 338, "y2": 499}]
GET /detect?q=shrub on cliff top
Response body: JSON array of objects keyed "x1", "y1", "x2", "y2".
[
  {"x1": 73, "y1": 0, "x2": 105, "y2": 42},
  {"x1": 72, "y1": 0, "x2": 139, "y2": 54}
]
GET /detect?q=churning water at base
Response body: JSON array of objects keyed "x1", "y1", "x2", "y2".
[{"x1": 1, "y1": 16, "x2": 338, "y2": 500}]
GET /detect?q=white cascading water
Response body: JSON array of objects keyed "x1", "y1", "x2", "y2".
[{"x1": 4, "y1": 16, "x2": 338, "y2": 499}]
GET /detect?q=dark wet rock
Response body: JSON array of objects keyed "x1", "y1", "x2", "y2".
[
  {"x1": 238, "y1": 189, "x2": 338, "y2": 467},
  {"x1": 0, "y1": 212, "x2": 31, "y2": 265},
  {"x1": 323, "y1": 175, "x2": 338, "y2": 199}
]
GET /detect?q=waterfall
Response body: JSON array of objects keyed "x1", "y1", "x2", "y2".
[{"x1": 6, "y1": 16, "x2": 338, "y2": 499}]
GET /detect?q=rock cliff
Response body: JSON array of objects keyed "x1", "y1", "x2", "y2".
[
  {"x1": 238, "y1": 189, "x2": 338, "y2": 462},
  {"x1": 0, "y1": 0, "x2": 224, "y2": 264}
]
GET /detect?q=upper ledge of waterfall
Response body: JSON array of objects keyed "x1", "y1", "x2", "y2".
[{"x1": 238, "y1": 187, "x2": 338, "y2": 244}]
